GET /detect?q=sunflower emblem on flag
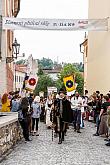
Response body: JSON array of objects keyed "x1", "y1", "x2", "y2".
[
  {"x1": 63, "y1": 75, "x2": 75, "y2": 92},
  {"x1": 66, "y1": 80, "x2": 73, "y2": 88}
]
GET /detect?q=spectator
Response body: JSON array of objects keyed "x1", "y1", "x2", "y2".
[
  {"x1": 1, "y1": 93, "x2": 10, "y2": 112},
  {"x1": 18, "y1": 97, "x2": 31, "y2": 142},
  {"x1": 105, "y1": 106, "x2": 110, "y2": 146},
  {"x1": 11, "y1": 94, "x2": 20, "y2": 112},
  {"x1": 99, "y1": 96, "x2": 110, "y2": 138},
  {"x1": 31, "y1": 96, "x2": 41, "y2": 136}
]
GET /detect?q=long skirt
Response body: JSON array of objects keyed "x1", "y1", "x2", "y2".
[
  {"x1": 99, "y1": 115, "x2": 108, "y2": 135},
  {"x1": 46, "y1": 109, "x2": 52, "y2": 127}
]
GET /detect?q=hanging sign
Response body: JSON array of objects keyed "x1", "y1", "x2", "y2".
[{"x1": 2, "y1": 17, "x2": 108, "y2": 31}]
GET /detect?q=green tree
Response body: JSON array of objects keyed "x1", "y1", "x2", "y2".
[
  {"x1": 38, "y1": 57, "x2": 53, "y2": 69},
  {"x1": 56, "y1": 64, "x2": 84, "y2": 95},
  {"x1": 34, "y1": 74, "x2": 54, "y2": 96},
  {"x1": 75, "y1": 72, "x2": 84, "y2": 95},
  {"x1": 73, "y1": 62, "x2": 84, "y2": 72},
  {"x1": 16, "y1": 59, "x2": 26, "y2": 65},
  {"x1": 37, "y1": 64, "x2": 44, "y2": 76}
]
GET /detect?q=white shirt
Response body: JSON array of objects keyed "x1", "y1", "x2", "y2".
[{"x1": 71, "y1": 96, "x2": 83, "y2": 111}]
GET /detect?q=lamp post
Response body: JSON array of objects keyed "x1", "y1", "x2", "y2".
[
  {"x1": 12, "y1": 38, "x2": 20, "y2": 59},
  {"x1": 6, "y1": 38, "x2": 20, "y2": 63}
]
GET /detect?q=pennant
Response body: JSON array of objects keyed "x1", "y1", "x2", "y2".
[{"x1": 63, "y1": 75, "x2": 75, "y2": 92}]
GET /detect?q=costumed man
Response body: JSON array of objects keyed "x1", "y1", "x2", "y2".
[
  {"x1": 54, "y1": 88, "x2": 72, "y2": 144},
  {"x1": 71, "y1": 91, "x2": 83, "y2": 133}
]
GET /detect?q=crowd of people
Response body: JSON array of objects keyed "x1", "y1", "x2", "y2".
[{"x1": 0, "y1": 89, "x2": 110, "y2": 146}]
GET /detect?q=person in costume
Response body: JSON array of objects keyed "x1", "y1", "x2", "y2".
[
  {"x1": 54, "y1": 88, "x2": 72, "y2": 144},
  {"x1": 45, "y1": 95, "x2": 53, "y2": 128},
  {"x1": 71, "y1": 91, "x2": 83, "y2": 133}
]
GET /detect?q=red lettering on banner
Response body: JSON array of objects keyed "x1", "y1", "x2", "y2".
[{"x1": 78, "y1": 21, "x2": 88, "y2": 24}]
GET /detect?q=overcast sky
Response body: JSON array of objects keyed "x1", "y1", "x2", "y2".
[{"x1": 15, "y1": 0, "x2": 88, "y2": 63}]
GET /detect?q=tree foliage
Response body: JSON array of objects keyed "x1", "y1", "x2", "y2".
[
  {"x1": 34, "y1": 74, "x2": 54, "y2": 96},
  {"x1": 38, "y1": 57, "x2": 53, "y2": 69},
  {"x1": 16, "y1": 59, "x2": 26, "y2": 65},
  {"x1": 37, "y1": 64, "x2": 44, "y2": 76},
  {"x1": 73, "y1": 62, "x2": 84, "y2": 72},
  {"x1": 56, "y1": 64, "x2": 84, "y2": 95}
]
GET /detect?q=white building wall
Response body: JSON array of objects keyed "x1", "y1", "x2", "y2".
[
  {"x1": 14, "y1": 70, "x2": 25, "y2": 92},
  {"x1": 0, "y1": 0, "x2": 7, "y2": 95},
  {"x1": 88, "y1": 0, "x2": 110, "y2": 94}
]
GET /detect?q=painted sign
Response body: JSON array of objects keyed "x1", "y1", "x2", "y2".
[{"x1": 2, "y1": 17, "x2": 108, "y2": 31}]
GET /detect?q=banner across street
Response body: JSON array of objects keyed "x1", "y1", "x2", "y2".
[{"x1": 2, "y1": 17, "x2": 108, "y2": 31}]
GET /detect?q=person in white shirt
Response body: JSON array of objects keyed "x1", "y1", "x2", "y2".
[{"x1": 71, "y1": 92, "x2": 83, "y2": 133}]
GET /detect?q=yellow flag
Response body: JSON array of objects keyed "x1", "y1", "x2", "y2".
[{"x1": 63, "y1": 75, "x2": 75, "y2": 92}]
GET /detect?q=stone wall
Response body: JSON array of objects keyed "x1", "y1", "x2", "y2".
[{"x1": 0, "y1": 113, "x2": 22, "y2": 160}]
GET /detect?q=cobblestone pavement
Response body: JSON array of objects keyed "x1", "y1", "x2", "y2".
[{"x1": 1, "y1": 121, "x2": 110, "y2": 165}]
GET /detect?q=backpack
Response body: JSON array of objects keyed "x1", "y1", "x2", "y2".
[{"x1": 11, "y1": 100, "x2": 20, "y2": 112}]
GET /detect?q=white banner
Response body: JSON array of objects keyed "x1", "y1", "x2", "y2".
[{"x1": 2, "y1": 17, "x2": 108, "y2": 31}]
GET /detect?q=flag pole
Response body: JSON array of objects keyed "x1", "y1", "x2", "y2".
[{"x1": 51, "y1": 108, "x2": 54, "y2": 141}]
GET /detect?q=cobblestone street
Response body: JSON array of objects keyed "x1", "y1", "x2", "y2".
[{"x1": 1, "y1": 121, "x2": 110, "y2": 165}]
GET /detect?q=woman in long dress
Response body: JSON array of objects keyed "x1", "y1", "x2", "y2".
[
  {"x1": 99, "y1": 96, "x2": 110, "y2": 137},
  {"x1": 45, "y1": 95, "x2": 53, "y2": 128}
]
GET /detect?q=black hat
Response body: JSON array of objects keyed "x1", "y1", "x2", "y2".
[{"x1": 59, "y1": 88, "x2": 66, "y2": 94}]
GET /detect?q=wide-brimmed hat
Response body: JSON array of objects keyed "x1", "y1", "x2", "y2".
[{"x1": 58, "y1": 88, "x2": 66, "y2": 94}]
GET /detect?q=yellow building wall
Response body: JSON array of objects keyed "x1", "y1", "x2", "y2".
[{"x1": 87, "y1": 0, "x2": 110, "y2": 94}]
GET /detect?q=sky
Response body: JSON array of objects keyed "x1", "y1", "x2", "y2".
[{"x1": 15, "y1": 0, "x2": 88, "y2": 63}]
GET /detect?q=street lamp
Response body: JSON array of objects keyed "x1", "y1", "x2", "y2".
[
  {"x1": 12, "y1": 38, "x2": 20, "y2": 59},
  {"x1": 6, "y1": 38, "x2": 20, "y2": 63}
]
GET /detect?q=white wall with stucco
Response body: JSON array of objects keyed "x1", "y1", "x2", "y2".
[
  {"x1": 87, "y1": 0, "x2": 110, "y2": 94},
  {"x1": 0, "y1": 0, "x2": 7, "y2": 95}
]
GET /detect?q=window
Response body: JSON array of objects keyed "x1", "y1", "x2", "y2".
[
  {"x1": 16, "y1": 76, "x2": 18, "y2": 82},
  {"x1": 15, "y1": 75, "x2": 16, "y2": 82},
  {"x1": 19, "y1": 76, "x2": 20, "y2": 83}
]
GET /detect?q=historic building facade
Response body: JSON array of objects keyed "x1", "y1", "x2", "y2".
[
  {"x1": 0, "y1": 0, "x2": 20, "y2": 95},
  {"x1": 87, "y1": 0, "x2": 110, "y2": 94}
]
